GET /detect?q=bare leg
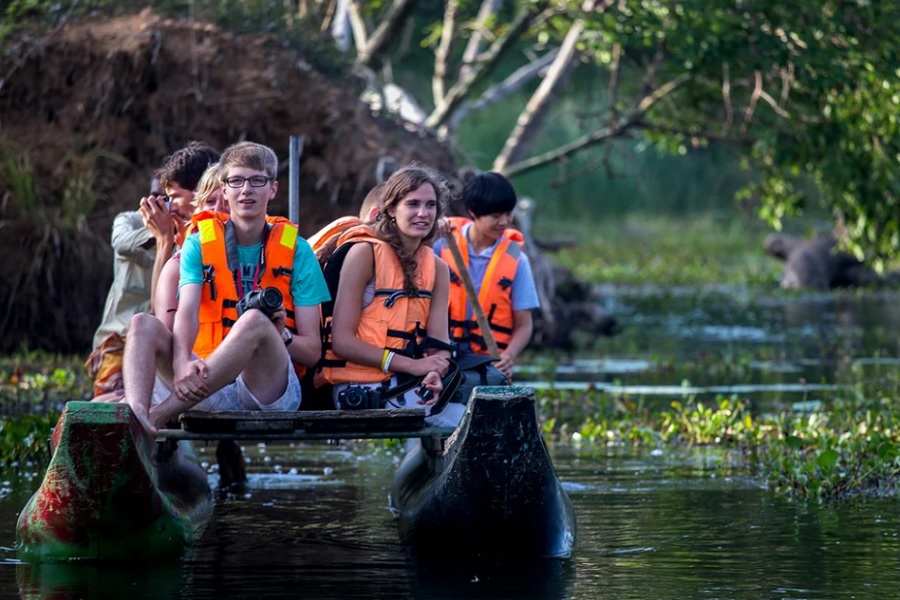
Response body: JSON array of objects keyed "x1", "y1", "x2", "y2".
[
  {"x1": 122, "y1": 312, "x2": 173, "y2": 436},
  {"x1": 150, "y1": 310, "x2": 289, "y2": 428}
]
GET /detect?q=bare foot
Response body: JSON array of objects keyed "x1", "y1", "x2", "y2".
[
  {"x1": 149, "y1": 393, "x2": 192, "y2": 432},
  {"x1": 131, "y1": 407, "x2": 158, "y2": 438}
]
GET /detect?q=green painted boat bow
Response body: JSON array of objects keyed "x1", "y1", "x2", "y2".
[{"x1": 16, "y1": 401, "x2": 213, "y2": 562}]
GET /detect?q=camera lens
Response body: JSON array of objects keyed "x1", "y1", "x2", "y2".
[
  {"x1": 340, "y1": 388, "x2": 365, "y2": 409},
  {"x1": 260, "y1": 287, "x2": 283, "y2": 311}
]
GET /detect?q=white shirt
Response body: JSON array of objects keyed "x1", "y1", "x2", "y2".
[{"x1": 92, "y1": 211, "x2": 156, "y2": 348}]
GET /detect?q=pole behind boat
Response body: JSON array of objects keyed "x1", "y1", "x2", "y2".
[{"x1": 288, "y1": 135, "x2": 305, "y2": 225}]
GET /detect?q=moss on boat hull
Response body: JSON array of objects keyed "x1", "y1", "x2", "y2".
[{"x1": 16, "y1": 401, "x2": 213, "y2": 561}]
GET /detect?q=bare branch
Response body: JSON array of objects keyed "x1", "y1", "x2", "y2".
[
  {"x1": 459, "y1": 0, "x2": 503, "y2": 82},
  {"x1": 433, "y1": 0, "x2": 459, "y2": 105},
  {"x1": 426, "y1": 2, "x2": 549, "y2": 130},
  {"x1": 780, "y1": 62, "x2": 794, "y2": 105},
  {"x1": 501, "y1": 73, "x2": 691, "y2": 178},
  {"x1": 321, "y1": 0, "x2": 337, "y2": 33},
  {"x1": 607, "y1": 43, "x2": 621, "y2": 119},
  {"x1": 758, "y1": 89, "x2": 790, "y2": 118},
  {"x1": 599, "y1": 42, "x2": 622, "y2": 171},
  {"x1": 449, "y1": 49, "x2": 560, "y2": 129},
  {"x1": 721, "y1": 62, "x2": 733, "y2": 136},
  {"x1": 493, "y1": 17, "x2": 586, "y2": 172},
  {"x1": 358, "y1": 0, "x2": 419, "y2": 68},
  {"x1": 636, "y1": 73, "x2": 690, "y2": 112},
  {"x1": 347, "y1": 0, "x2": 368, "y2": 55}
]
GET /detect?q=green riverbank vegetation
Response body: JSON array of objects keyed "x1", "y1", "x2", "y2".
[
  {"x1": 536, "y1": 386, "x2": 900, "y2": 503},
  {"x1": 545, "y1": 212, "x2": 785, "y2": 287},
  {"x1": 4, "y1": 351, "x2": 900, "y2": 503}
]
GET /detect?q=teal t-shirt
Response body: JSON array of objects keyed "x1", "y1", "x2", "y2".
[{"x1": 180, "y1": 231, "x2": 330, "y2": 307}]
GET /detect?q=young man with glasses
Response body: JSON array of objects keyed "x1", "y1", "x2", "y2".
[{"x1": 123, "y1": 141, "x2": 329, "y2": 435}]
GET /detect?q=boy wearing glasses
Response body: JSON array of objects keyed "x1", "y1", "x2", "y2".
[{"x1": 124, "y1": 141, "x2": 329, "y2": 434}]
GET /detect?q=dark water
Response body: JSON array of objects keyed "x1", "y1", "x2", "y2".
[
  {"x1": 3, "y1": 442, "x2": 900, "y2": 599},
  {"x1": 3, "y1": 287, "x2": 900, "y2": 599},
  {"x1": 522, "y1": 287, "x2": 900, "y2": 410}
]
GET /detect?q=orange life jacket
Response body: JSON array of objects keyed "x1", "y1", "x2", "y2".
[
  {"x1": 439, "y1": 217, "x2": 523, "y2": 354},
  {"x1": 315, "y1": 225, "x2": 435, "y2": 386},
  {"x1": 193, "y1": 211, "x2": 305, "y2": 376},
  {"x1": 307, "y1": 216, "x2": 364, "y2": 265}
]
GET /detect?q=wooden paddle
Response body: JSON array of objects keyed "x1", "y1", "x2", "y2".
[{"x1": 441, "y1": 229, "x2": 502, "y2": 359}]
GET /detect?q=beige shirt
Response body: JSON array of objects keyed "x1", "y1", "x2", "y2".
[{"x1": 92, "y1": 211, "x2": 156, "y2": 348}]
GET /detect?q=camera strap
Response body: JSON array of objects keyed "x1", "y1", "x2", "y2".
[
  {"x1": 224, "y1": 220, "x2": 273, "y2": 294},
  {"x1": 379, "y1": 359, "x2": 463, "y2": 414}
]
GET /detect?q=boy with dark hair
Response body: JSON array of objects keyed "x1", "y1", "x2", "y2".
[
  {"x1": 434, "y1": 172, "x2": 539, "y2": 379},
  {"x1": 123, "y1": 141, "x2": 329, "y2": 434},
  {"x1": 89, "y1": 142, "x2": 220, "y2": 399}
]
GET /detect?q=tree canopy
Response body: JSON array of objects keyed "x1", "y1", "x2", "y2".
[{"x1": 334, "y1": 0, "x2": 900, "y2": 264}]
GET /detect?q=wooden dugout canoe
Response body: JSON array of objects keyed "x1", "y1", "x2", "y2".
[
  {"x1": 17, "y1": 386, "x2": 574, "y2": 560},
  {"x1": 390, "y1": 386, "x2": 576, "y2": 558},
  {"x1": 16, "y1": 401, "x2": 213, "y2": 562}
]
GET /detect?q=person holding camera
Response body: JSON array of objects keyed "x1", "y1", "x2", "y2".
[
  {"x1": 88, "y1": 142, "x2": 220, "y2": 400},
  {"x1": 125, "y1": 141, "x2": 329, "y2": 435},
  {"x1": 314, "y1": 165, "x2": 452, "y2": 415}
]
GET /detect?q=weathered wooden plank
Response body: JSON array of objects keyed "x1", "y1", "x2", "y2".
[
  {"x1": 159, "y1": 407, "x2": 447, "y2": 441},
  {"x1": 181, "y1": 408, "x2": 424, "y2": 422},
  {"x1": 155, "y1": 427, "x2": 455, "y2": 442}
]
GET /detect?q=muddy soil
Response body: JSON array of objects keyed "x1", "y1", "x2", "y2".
[{"x1": 0, "y1": 10, "x2": 455, "y2": 353}]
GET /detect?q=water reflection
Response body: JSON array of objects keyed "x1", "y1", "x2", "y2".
[
  {"x1": 5, "y1": 288, "x2": 900, "y2": 599},
  {"x1": 4, "y1": 441, "x2": 900, "y2": 600}
]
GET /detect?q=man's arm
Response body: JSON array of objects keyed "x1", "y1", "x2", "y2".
[
  {"x1": 110, "y1": 211, "x2": 154, "y2": 255},
  {"x1": 426, "y1": 258, "x2": 452, "y2": 351},
  {"x1": 172, "y1": 283, "x2": 201, "y2": 368},
  {"x1": 289, "y1": 304, "x2": 321, "y2": 367},
  {"x1": 494, "y1": 253, "x2": 539, "y2": 378},
  {"x1": 504, "y1": 310, "x2": 533, "y2": 361},
  {"x1": 171, "y1": 282, "x2": 210, "y2": 401},
  {"x1": 139, "y1": 198, "x2": 178, "y2": 313}
]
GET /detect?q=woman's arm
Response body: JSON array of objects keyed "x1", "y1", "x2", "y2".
[
  {"x1": 331, "y1": 243, "x2": 447, "y2": 377},
  {"x1": 425, "y1": 257, "x2": 451, "y2": 354},
  {"x1": 331, "y1": 243, "x2": 381, "y2": 368}
]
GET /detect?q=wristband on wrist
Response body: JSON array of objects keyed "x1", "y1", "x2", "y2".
[
  {"x1": 382, "y1": 351, "x2": 396, "y2": 373},
  {"x1": 282, "y1": 327, "x2": 293, "y2": 347}
]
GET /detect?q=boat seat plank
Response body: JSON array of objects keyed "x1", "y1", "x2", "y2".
[{"x1": 156, "y1": 408, "x2": 454, "y2": 441}]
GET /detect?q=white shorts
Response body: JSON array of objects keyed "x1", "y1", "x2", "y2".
[{"x1": 153, "y1": 363, "x2": 302, "y2": 411}]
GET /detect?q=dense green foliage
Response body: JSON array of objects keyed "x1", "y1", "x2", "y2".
[
  {"x1": 538, "y1": 389, "x2": 900, "y2": 502},
  {"x1": 577, "y1": 0, "x2": 900, "y2": 265},
  {"x1": 4, "y1": 1, "x2": 897, "y2": 261}
]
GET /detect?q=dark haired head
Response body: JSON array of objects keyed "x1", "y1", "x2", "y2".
[
  {"x1": 464, "y1": 172, "x2": 517, "y2": 217},
  {"x1": 155, "y1": 141, "x2": 221, "y2": 192}
]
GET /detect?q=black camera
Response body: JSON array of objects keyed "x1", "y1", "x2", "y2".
[
  {"x1": 155, "y1": 195, "x2": 170, "y2": 211},
  {"x1": 236, "y1": 287, "x2": 283, "y2": 318},
  {"x1": 337, "y1": 386, "x2": 384, "y2": 410}
]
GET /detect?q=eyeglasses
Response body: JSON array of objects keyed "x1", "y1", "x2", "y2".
[{"x1": 223, "y1": 175, "x2": 272, "y2": 188}]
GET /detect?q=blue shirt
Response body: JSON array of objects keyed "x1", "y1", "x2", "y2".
[
  {"x1": 433, "y1": 223, "x2": 540, "y2": 319},
  {"x1": 180, "y1": 230, "x2": 330, "y2": 307}
]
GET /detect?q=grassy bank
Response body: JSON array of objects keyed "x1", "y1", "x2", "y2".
[{"x1": 541, "y1": 212, "x2": 785, "y2": 287}]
